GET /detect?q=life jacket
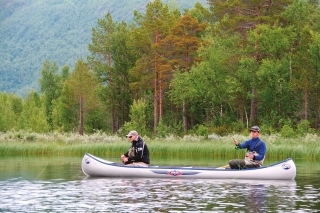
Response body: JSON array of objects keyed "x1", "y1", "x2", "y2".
[
  {"x1": 244, "y1": 140, "x2": 265, "y2": 165},
  {"x1": 128, "y1": 147, "x2": 136, "y2": 157},
  {"x1": 128, "y1": 141, "x2": 146, "y2": 158}
]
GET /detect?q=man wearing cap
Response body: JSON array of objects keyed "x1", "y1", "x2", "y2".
[
  {"x1": 121, "y1": 130, "x2": 150, "y2": 166},
  {"x1": 228, "y1": 126, "x2": 267, "y2": 169}
]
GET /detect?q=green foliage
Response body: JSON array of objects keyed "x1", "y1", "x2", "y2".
[
  {"x1": 259, "y1": 124, "x2": 276, "y2": 135},
  {"x1": 67, "y1": 59, "x2": 100, "y2": 134},
  {"x1": 211, "y1": 126, "x2": 229, "y2": 136},
  {"x1": 1, "y1": 0, "x2": 320, "y2": 136},
  {"x1": 0, "y1": 93, "x2": 23, "y2": 131},
  {"x1": 52, "y1": 84, "x2": 78, "y2": 132},
  {"x1": 17, "y1": 91, "x2": 50, "y2": 133},
  {"x1": 123, "y1": 99, "x2": 148, "y2": 136},
  {"x1": 0, "y1": 0, "x2": 207, "y2": 97},
  {"x1": 170, "y1": 35, "x2": 241, "y2": 128},
  {"x1": 280, "y1": 124, "x2": 296, "y2": 138},
  {"x1": 39, "y1": 60, "x2": 64, "y2": 129},
  {"x1": 156, "y1": 116, "x2": 184, "y2": 138},
  {"x1": 84, "y1": 108, "x2": 110, "y2": 134},
  {"x1": 88, "y1": 13, "x2": 136, "y2": 133},
  {"x1": 297, "y1": 120, "x2": 315, "y2": 136},
  {"x1": 156, "y1": 119, "x2": 171, "y2": 138},
  {"x1": 194, "y1": 124, "x2": 209, "y2": 137}
]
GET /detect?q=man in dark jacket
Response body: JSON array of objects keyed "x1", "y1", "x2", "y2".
[
  {"x1": 121, "y1": 130, "x2": 150, "y2": 166},
  {"x1": 229, "y1": 126, "x2": 266, "y2": 169}
]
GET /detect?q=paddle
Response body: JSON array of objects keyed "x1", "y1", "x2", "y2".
[{"x1": 217, "y1": 164, "x2": 230, "y2": 169}]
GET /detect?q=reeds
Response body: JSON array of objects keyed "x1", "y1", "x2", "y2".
[{"x1": 0, "y1": 131, "x2": 319, "y2": 159}]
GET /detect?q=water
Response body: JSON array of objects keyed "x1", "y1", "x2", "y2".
[{"x1": 0, "y1": 155, "x2": 319, "y2": 212}]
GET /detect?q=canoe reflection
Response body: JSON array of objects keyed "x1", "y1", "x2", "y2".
[
  {"x1": 217, "y1": 179, "x2": 296, "y2": 212},
  {"x1": 82, "y1": 177, "x2": 296, "y2": 212}
]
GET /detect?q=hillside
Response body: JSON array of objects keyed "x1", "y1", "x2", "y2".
[{"x1": 0, "y1": 0, "x2": 208, "y2": 97}]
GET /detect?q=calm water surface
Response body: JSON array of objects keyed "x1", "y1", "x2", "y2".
[{"x1": 0, "y1": 155, "x2": 319, "y2": 212}]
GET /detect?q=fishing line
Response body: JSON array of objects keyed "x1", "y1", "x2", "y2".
[{"x1": 33, "y1": 158, "x2": 51, "y2": 181}]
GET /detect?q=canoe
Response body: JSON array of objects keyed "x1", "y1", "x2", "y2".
[{"x1": 81, "y1": 153, "x2": 296, "y2": 180}]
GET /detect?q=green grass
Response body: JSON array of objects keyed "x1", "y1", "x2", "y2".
[{"x1": 0, "y1": 131, "x2": 319, "y2": 159}]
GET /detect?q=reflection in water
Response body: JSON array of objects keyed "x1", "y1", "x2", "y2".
[
  {"x1": 0, "y1": 178, "x2": 300, "y2": 212},
  {"x1": 0, "y1": 156, "x2": 319, "y2": 212},
  {"x1": 226, "y1": 180, "x2": 297, "y2": 213},
  {"x1": 246, "y1": 184, "x2": 267, "y2": 212}
]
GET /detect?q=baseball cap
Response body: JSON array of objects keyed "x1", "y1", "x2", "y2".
[
  {"x1": 250, "y1": 126, "x2": 260, "y2": 132},
  {"x1": 126, "y1": 130, "x2": 138, "y2": 137}
]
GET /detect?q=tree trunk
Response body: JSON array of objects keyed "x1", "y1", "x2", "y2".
[
  {"x1": 112, "y1": 108, "x2": 116, "y2": 133},
  {"x1": 315, "y1": 85, "x2": 319, "y2": 131},
  {"x1": 107, "y1": 52, "x2": 117, "y2": 134},
  {"x1": 153, "y1": 30, "x2": 159, "y2": 135},
  {"x1": 240, "y1": 102, "x2": 244, "y2": 124},
  {"x1": 154, "y1": 67, "x2": 159, "y2": 135},
  {"x1": 159, "y1": 75, "x2": 163, "y2": 119},
  {"x1": 304, "y1": 85, "x2": 308, "y2": 120},
  {"x1": 250, "y1": 87, "x2": 258, "y2": 125},
  {"x1": 183, "y1": 100, "x2": 187, "y2": 133},
  {"x1": 79, "y1": 94, "x2": 84, "y2": 135},
  {"x1": 182, "y1": 44, "x2": 190, "y2": 133}
]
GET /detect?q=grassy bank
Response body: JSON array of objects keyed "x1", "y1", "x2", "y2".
[{"x1": 0, "y1": 131, "x2": 319, "y2": 160}]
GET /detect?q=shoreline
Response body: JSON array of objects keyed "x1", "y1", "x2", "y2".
[{"x1": 0, "y1": 132, "x2": 318, "y2": 159}]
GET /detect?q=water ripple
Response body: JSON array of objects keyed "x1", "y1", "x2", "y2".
[{"x1": 1, "y1": 178, "x2": 318, "y2": 212}]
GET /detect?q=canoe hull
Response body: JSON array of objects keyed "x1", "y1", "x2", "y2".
[{"x1": 81, "y1": 153, "x2": 296, "y2": 180}]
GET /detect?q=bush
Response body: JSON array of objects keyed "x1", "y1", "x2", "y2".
[
  {"x1": 195, "y1": 125, "x2": 208, "y2": 137},
  {"x1": 259, "y1": 124, "x2": 275, "y2": 135},
  {"x1": 280, "y1": 124, "x2": 296, "y2": 138},
  {"x1": 211, "y1": 126, "x2": 229, "y2": 136},
  {"x1": 122, "y1": 99, "x2": 148, "y2": 136},
  {"x1": 297, "y1": 120, "x2": 314, "y2": 136},
  {"x1": 157, "y1": 119, "x2": 171, "y2": 138}
]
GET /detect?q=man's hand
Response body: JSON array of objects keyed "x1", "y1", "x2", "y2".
[
  {"x1": 247, "y1": 153, "x2": 254, "y2": 159},
  {"x1": 233, "y1": 139, "x2": 239, "y2": 146},
  {"x1": 121, "y1": 155, "x2": 128, "y2": 163}
]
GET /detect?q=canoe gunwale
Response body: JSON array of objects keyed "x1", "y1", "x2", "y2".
[
  {"x1": 84, "y1": 152, "x2": 293, "y2": 171},
  {"x1": 82, "y1": 153, "x2": 296, "y2": 180}
]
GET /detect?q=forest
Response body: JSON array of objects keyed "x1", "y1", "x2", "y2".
[
  {"x1": 0, "y1": 0, "x2": 320, "y2": 137},
  {"x1": 0, "y1": 0, "x2": 207, "y2": 96}
]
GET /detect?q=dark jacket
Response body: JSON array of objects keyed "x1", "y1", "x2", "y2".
[{"x1": 123, "y1": 136, "x2": 150, "y2": 164}]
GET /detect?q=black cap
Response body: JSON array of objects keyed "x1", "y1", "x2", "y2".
[{"x1": 250, "y1": 126, "x2": 260, "y2": 132}]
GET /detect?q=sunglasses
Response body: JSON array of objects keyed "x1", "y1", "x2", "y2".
[
  {"x1": 128, "y1": 136, "x2": 133, "y2": 138},
  {"x1": 251, "y1": 131, "x2": 259, "y2": 133}
]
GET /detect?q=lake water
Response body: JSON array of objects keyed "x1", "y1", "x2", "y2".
[{"x1": 0, "y1": 155, "x2": 319, "y2": 212}]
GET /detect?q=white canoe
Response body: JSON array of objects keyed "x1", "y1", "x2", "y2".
[{"x1": 81, "y1": 153, "x2": 296, "y2": 180}]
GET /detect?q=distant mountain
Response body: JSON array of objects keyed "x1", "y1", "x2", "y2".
[{"x1": 0, "y1": 0, "x2": 208, "y2": 97}]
